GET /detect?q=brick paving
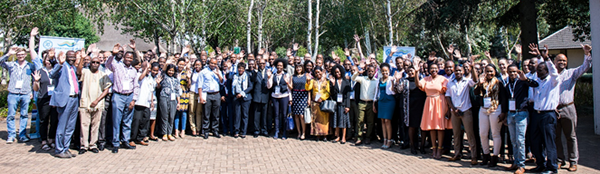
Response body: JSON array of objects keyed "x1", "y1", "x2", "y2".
[{"x1": 0, "y1": 117, "x2": 599, "y2": 173}]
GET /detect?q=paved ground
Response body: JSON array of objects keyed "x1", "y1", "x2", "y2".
[{"x1": 0, "y1": 108, "x2": 599, "y2": 173}]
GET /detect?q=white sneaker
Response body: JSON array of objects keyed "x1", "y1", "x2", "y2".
[{"x1": 6, "y1": 137, "x2": 14, "y2": 144}]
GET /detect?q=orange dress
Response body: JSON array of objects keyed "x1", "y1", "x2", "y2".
[{"x1": 419, "y1": 76, "x2": 452, "y2": 131}]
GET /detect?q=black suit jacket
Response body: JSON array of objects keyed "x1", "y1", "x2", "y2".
[
  {"x1": 330, "y1": 79, "x2": 351, "y2": 108},
  {"x1": 251, "y1": 69, "x2": 270, "y2": 103}
]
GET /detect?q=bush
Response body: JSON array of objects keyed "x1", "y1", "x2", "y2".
[{"x1": 574, "y1": 80, "x2": 593, "y2": 108}]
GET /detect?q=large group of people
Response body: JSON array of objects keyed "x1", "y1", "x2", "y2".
[{"x1": 1, "y1": 28, "x2": 593, "y2": 174}]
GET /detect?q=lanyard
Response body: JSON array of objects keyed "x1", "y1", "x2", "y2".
[{"x1": 508, "y1": 80, "x2": 517, "y2": 99}]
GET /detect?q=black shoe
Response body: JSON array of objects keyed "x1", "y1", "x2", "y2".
[
  {"x1": 90, "y1": 148, "x2": 99, "y2": 153},
  {"x1": 203, "y1": 133, "x2": 209, "y2": 139},
  {"x1": 234, "y1": 134, "x2": 239, "y2": 138},
  {"x1": 213, "y1": 132, "x2": 222, "y2": 138},
  {"x1": 540, "y1": 170, "x2": 557, "y2": 174},
  {"x1": 112, "y1": 147, "x2": 119, "y2": 153},
  {"x1": 528, "y1": 167, "x2": 546, "y2": 173},
  {"x1": 78, "y1": 149, "x2": 87, "y2": 155},
  {"x1": 253, "y1": 134, "x2": 259, "y2": 138},
  {"x1": 364, "y1": 139, "x2": 371, "y2": 145},
  {"x1": 480, "y1": 154, "x2": 490, "y2": 165},
  {"x1": 120, "y1": 143, "x2": 136, "y2": 150},
  {"x1": 411, "y1": 148, "x2": 418, "y2": 155},
  {"x1": 261, "y1": 132, "x2": 269, "y2": 137},
  {"x1": 241, "y1": 135, "x2": 246, "y2": 139},
  {"x1": 98, "y1": 144, "x2": 105, "y2": 151},
  {"x1": 400, "y1": 143, "x2": 410, "y2": 149},
  {"x1": 488, "y1": 155, "x2": 498, "y2": 167}
]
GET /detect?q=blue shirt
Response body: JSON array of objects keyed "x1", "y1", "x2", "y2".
[
  {"x1": 0, "y1": 54, "x2": 42, "y2": 94},
  {"x1": 198, "y1": 67, "x2": 222, "y2": 93}
]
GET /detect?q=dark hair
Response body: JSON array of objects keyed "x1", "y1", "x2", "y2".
[
  {"x1": 177, "y1": 58, "x2": 186, "y2": 64},
  {"x1": 158, "y1": 57, "x2": 167, "y2": 62},
  {"x1": 273, "y1": 58, "x2": 288, "y2": 69},
  {"x1": 165, "y1": 64, "x2": 177, "y2": 77},
  {"x1": 125, "y1": 51, "x2": 136, "y2": 58},
  {"x1": 294, "y1": 63, "x2": 305, "y2": 76},
  {"x1": 331, "y1": 64, "x2": 346, "y2": 79},
  {"x1": 380, "y1": 63, "x2": 390, "y2": 70},
  {"x1": 507, "y1": 63, "x2": 519, "y2": 70},
  {"x1": 151, "y1": 62, "x2": 161, "y2": 69},
  {"x1": 312, "y1": 66, "x2": 323, "y2": 77},
  {"x1": 484, "y1": 64, "x2": 499, "y2": 76},
  {"x1": 132, "y1": 58, "x2": 140, "y2": 66},
  {"x1": 237, "y1": 62, "x2": 247, "y2": 69}
]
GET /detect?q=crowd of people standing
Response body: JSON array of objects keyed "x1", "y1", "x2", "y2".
[{"x1": 1, "y1": 28, "x2": 593, "y2": 174}]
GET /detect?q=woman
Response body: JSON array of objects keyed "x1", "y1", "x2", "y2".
[
  {"x1": 474, "y1": 65, "x2": 508, "y2": 167},
  {"x1": 305, "y1": 67, "x2": 330, "y2": 141},
  {"x1": 32, "y1": 51, "x2": 58, "y2": 151},
  {"x1": 189, "y1": 59, "x2": 203, "y2": 136},
  {"x1": 330, "y1": 64, "x2": 351, "y2": 144},
  {"x1": 406, "y1": 66, "x2": 427, "y2": 154},
  {"x1": 175, "y1": 58, "x2": 190, "y2": 138},
  {"x1": 416, "y1": 63, "x2": 451, "y2": 159},
  {"x1": 148, "y1": 63, "x2": 161, "y2": 141},
  {"x1": 304, "y1": 60, "x2": 314, "y2": 75},
  {"x1": 373, "y1": 63, "x2": 396, "y2": 148},
  {"x1": 266, "y1": 58, "x2": 293, "y2": 139},
  {"x1": 291, "y1": 63, "x2": 309, "y2": 140},
  {"x1": 158, "y1": 64, "x2": 180, "y2": 141}
]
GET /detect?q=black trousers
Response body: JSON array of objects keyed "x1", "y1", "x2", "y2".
[
  {"x1": 131, "y1": 105, "x2": 150, "y2": 142},
  {"x1": 234, "y1": 98, "x2": 251, "y2": 135},
  {"x1": 37, "y1": 96, "x2": 58, "y2": 141},
  {"x1": 203, "y1": 93, "x2": 221, "y2": 133},
  {"x1": 530, "y1": 111, "x2": 558, "y2": 170},
  {"x1": 253, "y1": 102, "x2": 268, "y2": 135},
  {"x1": 98, "y1": 93, "x2": 112, "y2": 147}
]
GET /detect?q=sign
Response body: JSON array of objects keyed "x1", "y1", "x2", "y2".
[
  {"x1": 383, "y1": 46, "x2": 416, "y2": 64},
  {"x1": 39, "y1": 35, "x2": 85, "y2": 56}
]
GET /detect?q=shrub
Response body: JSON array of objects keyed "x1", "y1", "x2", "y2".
[{"x1": 574, "y1": 80, "x2": 593, "y2": 108}]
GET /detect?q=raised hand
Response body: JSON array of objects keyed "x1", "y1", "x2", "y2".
[
  {"x1": 32, "y1": 70, "x2": 41, "y2": 81},
  {"x1": 306, "y1": 73, "x2": 312, "y2": 81},
  {"x1": 216, "y1": 47, "x2": 222, "y2": 55},
  {"x1": 453, "y1": 50, "x2": 461, "y2": 59},
  {"x1": 484, "y1": 51, "x2": 492, "y2": 59},
  {"x1": 447, "y1": 44, "x2": 455, "y2": 55},
  {"x1": 30, "y1": 27, "x2": 39, "y2": 37},
  {"x1": 266, "y1": 69, "x2": 273, "y2": 78},
  {"x1": 128, "y1": 39, "x2": 136, "y2": 50},
  {"x1": 286, "y1": 48, "x2": 292, "y2": 56},
  {"x1": 155, "y1": 75, "x2": 163, "y2": 84},
  {"x1": 515, "y1": 44, "x2": 522, "y2": 54},
  {"x1": 112, "y1": 44, "x2": 121, "y2": 54},
  {"x1": 528, "y1": 43, "x2": 540, "y2": 56},
  {"x1": 582, "y1": 44, "x2": 592, "y2": 56},
  {"x1": 391, "y1": 46, "x2": 398, "y2": 54},
  {"x1": 58, "y1": 51, "x2": 66, "y2": 64},
  {"x1": 331, "y1": 51, "x2": 338, "y2": 59},
  {"x1": 344, "y1": 48, "x2": 350, "y2": 57},
  {"x1": 518, "y1": 70, "x2": 527, "y2": 81},
  {"x1": 293, "y1": 43, "x2": 299, "y2": 51},
  {"x1": 182, "y1": 45, "x2": 191, "y2": 54},
  {"x1": 353, "y1": 34, "x2": 360, "y2": 42},
  {"x1": 258, "y1": 48, "x2": 265, "y2": 55},
  {"x1": 7, "y1": 47, "x2": 17, "y2": 55},
  {"x1": 88, "y1": 43, "x2": 97, "y2": 54},
  {"x1": 541, "y1": 44, "x2": 549, "y2": 58}
]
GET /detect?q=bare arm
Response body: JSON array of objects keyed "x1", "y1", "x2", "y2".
[{"x1": 29, "y1": 27, "x2": 39, "y2": 60}]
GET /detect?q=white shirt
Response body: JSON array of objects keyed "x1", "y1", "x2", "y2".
[
  {"x1": 190, "y1": 70, "x2": 201, "y2": 94},
  {"x1": 67, "y1": 64, "x2": 78, "y2": 95},
  {"x1": 530, "y1": 61, "x2": 560, "y2": 111},
  {"x1": 135, "y1": 74, "x2": 157, "y2": 108},
  {"x1": 373, "y1": 78, "x2": 395, "y2": 101},
  {"x1": 445, "y1": 77, "x2": 476, "y2": 112},
  {"x1": 352, "y1": 73, "x2": 378, "y2": 101}
]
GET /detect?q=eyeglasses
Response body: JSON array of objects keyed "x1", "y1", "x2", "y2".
[
  {"x1": 91, "y1": 61, "x2": 101, "y2": 64},
  {"x1": 16, "y1": 54, "x2": 26, "y2": 57}
]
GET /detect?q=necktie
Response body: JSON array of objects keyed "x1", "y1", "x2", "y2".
[{"x1": 70, "y1": 66, "x2": 79, "y2": 94}]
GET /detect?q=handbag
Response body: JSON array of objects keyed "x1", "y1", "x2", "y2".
[
  {"x1": 304, "y1": 107, "x2": 312, "y2": 123},
  {"x1": 320, "y1": 100, "x2": 336, "y2": 113},
  {"x1": 287, "y1": 114, "x2": 295, "y2": 131}
]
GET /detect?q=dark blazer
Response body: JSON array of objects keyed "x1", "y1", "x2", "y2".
[
  {"x1": 49, "y1": 62, "x2": 78, "y2": 107},
  {"x1": 330, "y1": 79, "x2": 351, "y2": 108},
  {"x1": 233, "y1": 72, "x2": 254, "y2": 102},
  {"x1": 251, "y1": 68, "x2": 270, "y2": 104}
]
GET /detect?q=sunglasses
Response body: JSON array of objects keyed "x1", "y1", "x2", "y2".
[{"x1": 91, "y1": 61, "x2": 101, "y2": 64}]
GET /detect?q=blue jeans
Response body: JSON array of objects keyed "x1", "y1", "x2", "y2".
[
  {"x1": 111, "y1": 93, "x2": 134, "y2": 147},
  {"x1": 507, "y1": 111, "x2": 529, "y2": 167},
  {"x1": 6, "y1": 93, "x2": 31, "y2": 140},
  {"x1": 175, "y1": 111, "x2": 187, "y2": 131}
]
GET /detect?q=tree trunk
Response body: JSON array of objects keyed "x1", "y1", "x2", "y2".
[
  {"x1": 386, "y1": 0, "x2": 393, "y2": 46},
  {"x1": 307, "y1": 0, "x2": 313, "y2": 57},
  {"x1": 154, "y1": 29, "x2": 160, "y2": 54},
  {"x1": 519, "y1": 0, "x2": 538, "y2": 60},
  {"x1": 464, "y1": 27, "x2": 472, "y2": 58},
  {"x1": 258, "y1": 2, "x2": 264, "y2": 51},
  {"x1": 247, "y1": 0, "x2": 255, "y2": 54},
  {"x1": 313, "y1": 0, "x2": 321, "y2": 61}
]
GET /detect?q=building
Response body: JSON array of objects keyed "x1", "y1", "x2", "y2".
[{"x1": 539, "y1": 26, "x2": 592, "y2": 69}]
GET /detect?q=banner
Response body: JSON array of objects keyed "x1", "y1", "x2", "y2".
[
  {"x1": 39, "y1": 35, "x2": 85, "y2": 56},
  {"x1": 383, "y1": 46, "x2": 416, "y2": 64}
]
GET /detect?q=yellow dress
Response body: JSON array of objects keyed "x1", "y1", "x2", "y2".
[{"x1": 305, "y1": 79, "x2": 330, "y2": 136}]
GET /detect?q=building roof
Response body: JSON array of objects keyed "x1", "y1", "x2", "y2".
[
  {"x1": 95, "y1": 23, "x2": 167, "y2": 53},
  {"x1": 539, "y1": 26, "x2": 591, "y2": 50}
]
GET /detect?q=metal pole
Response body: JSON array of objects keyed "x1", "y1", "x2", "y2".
[{"x1": 590, "y1": 0, "x2": 600, "y2": 134}]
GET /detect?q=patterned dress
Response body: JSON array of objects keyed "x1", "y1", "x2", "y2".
[
  {"x1": 291, "y1": 74, "x2": 309, "y2": 115},
  {"x1": 306, "y1": 79, "x2": 330, "y2": 136},
  {"x1": 177, "y1": 70, "x2": 190, "y2": 111}
]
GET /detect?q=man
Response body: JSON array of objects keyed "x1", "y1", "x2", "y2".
[
  {"x1": 131, "y1": 61, "x2": 156, "y2": 146},
  {"x1": 351, "y1": 65, "x2": 378, "y2": 145},
  {"x1": 528, "y1": 45, "x2": 560, "y2": 173},
  {"x1": 554, "y1": 45, "x2": 592, "y2": 171},
  {"x1": 198, "y1": 58, "x2": 224, "y2": 139},
  {"x1": 221, "y1": 61, "x2": 235, "y2": 136},
  {"x1": 232, "y1": 63, "x2": 254, "y2": 138},
  {"x1": 77, "y1": 56, "x2": 111, "y2": 154},
  {"x1": 49, "y1": 51, "x2": 79, "y2": 158},
  {"x1": 503, "y1": 64, "x2": 539, "y2": 174},
  {"x1": 522, "y1": 59, "x2": 531, "y2": 74},
  {"x1": 1, "y1": 28, "x2": 42, "y2": 143},
  {"x1": 498, "y1": 58, "x2": 509, "y2": 84},
  {"x1": 304, "y1": 53, "x2": 312, "y2": 63},
  {"x1": 251, "y1": 58, "x2": 270, "y2": 138},
  {"x1": 526, "y1": 57, "x2": 539, "y2": 79},
  {"x1": 106, "y1": 45, "x2": 140, "y2": 153},
  {"x1": 444, "y1": 60, "x2": 455, "y2": 80},
  {"x1": 1, "y1": 47, "x2": 41, "y2": 143}
]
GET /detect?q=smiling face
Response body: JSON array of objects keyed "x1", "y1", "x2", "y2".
[
  {"x1": 123, "y1": 52, "x2": 134, "y2": 66},
  {"x1": 276, "y1": 62, "x2": 284, "y2": 73},
  {"x1": 381, "y1": 66, "x2": 390, "y2": 78},
  {"x1": 66, "y1": 51, "x2": 76, "y2": 65},
  {"x1": 314, "y1": 69, "x2": 322, "y2": 79},
  {"x1": 151, "y1": 66, "x2": 160, "y2": 77},
  {"x1": 498, "y1": 59, "x2": 508, "y2": 74},
  {"x1": 90, "y1": 57, "x2": 101, "y2": 71},
  {"x1": 554, "y1": 54, "x2": 567, "y2": 71},
  {"x1": 367, "y1": 66, "x2": 375, "y2": 79},
  {"x1": 485, "y1": 66, "x2": 496, "y2": 80},
  {"x1": 334, "y1": 68, "x2": 342, "y2": 79},
  {"x1": 508, "y1": 66, "x2": 519, "y2": 81},
  {"x1": 429, "y1": 64, "x2": 439, "y2": 77},
  {"x1": 444, "y1": 61, "x2": 454, "y2": 75},
  {"x1": 177, "y1": 60, "x2": 186, "y2": 71},
  {"x1": 16, "y1": 50, "x2": 27, "y2": 62},
  {"x1": 454, "y1": 66, "x2": 464, "y2": 79}
]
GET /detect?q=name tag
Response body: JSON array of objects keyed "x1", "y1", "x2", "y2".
[
  {"x1": 509, "y1": 99, "x2": 516, "y2": 111},
  {"x1": 171, "y1": 93, "x2": 176, "y2": 101},
  {"x1": 274, "y1": 86, "x2": 281, "y2": 94},
  {"x1": 122, "y1": 82, "x2": 131, "y2": 91},
  {"x1": 15, "y1": 80, "x2": 23, "y2": 89},
  {"x1": 315, "y1": 93, "x2": 321, "y2": 102},
  {"x1": 349, "y1": 91, "x2": 355, "y2": 99},
  {"x1": 201, "y1": 92, "x2": 207, "y2": 102},
  {"x1": 337, "y1": 94, "x2": 343, "y2": 103},
  {"x1": 483, "y1": 97, "x2": 492, "y2": 108},
  {"x1": 47, "y1": 86, "x2": 55, "y2": 96}
]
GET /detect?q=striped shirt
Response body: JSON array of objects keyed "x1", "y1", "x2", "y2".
[
  {"x1": 558, "y1": 55, "x2": 592, "y2": 105},
  {"x1": 0, "y1": 54, "x2": 42, "y2": 94}
]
